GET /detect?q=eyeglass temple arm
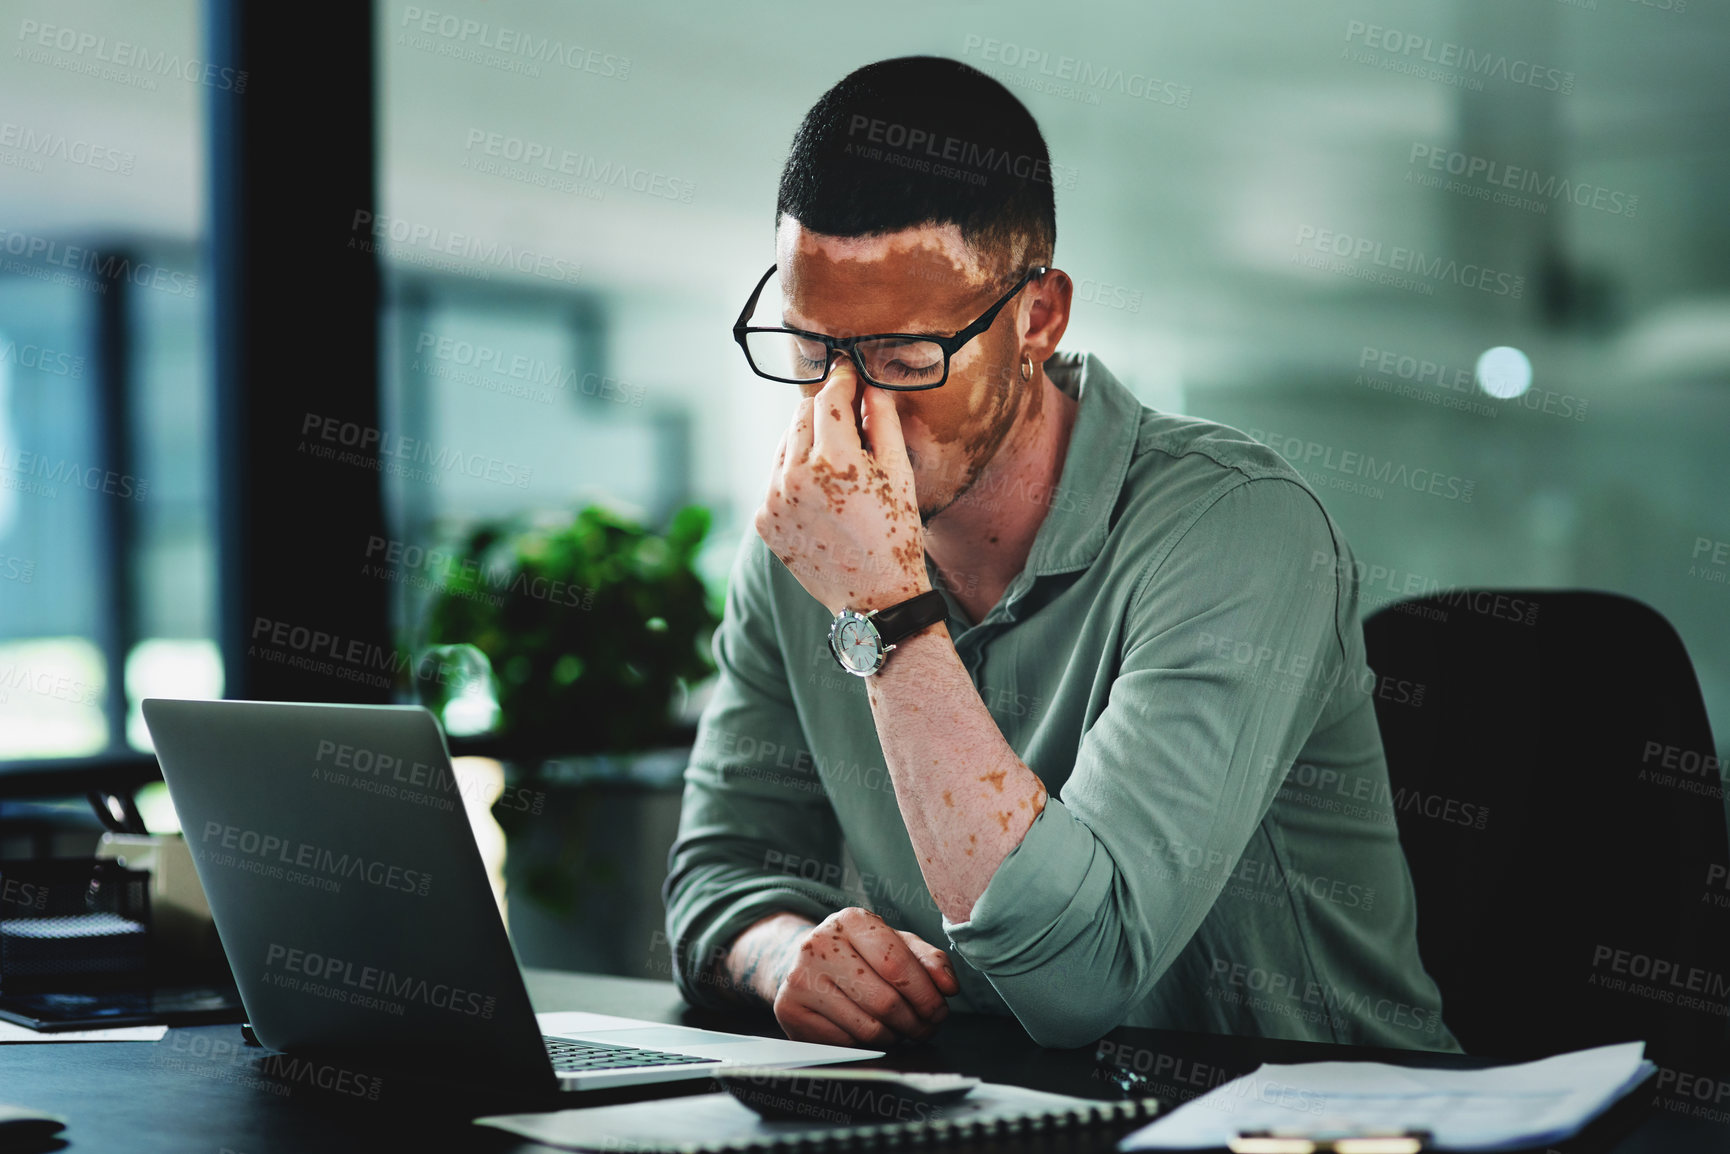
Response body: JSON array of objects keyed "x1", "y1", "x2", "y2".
[
  {"x1": 733, "y1": 264, "x2": 779, "y2": 332},
  {"x1": 941, "y1": 265, "x2": 1049, "y2": 349}
]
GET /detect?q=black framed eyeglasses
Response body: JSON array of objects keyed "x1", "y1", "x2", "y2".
[{"x1": 731, "y1": 263, "x2": 1048, "y2": 391}]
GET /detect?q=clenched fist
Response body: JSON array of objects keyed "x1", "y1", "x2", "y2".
[{"x1": 725, "y1": 907, "x2": 960, "y2": 1046}]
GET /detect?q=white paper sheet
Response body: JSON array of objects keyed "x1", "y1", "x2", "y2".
[
  {"x1": 0, "y1": 1021, "x2": 168, "y2": 1043},
  {"x1": 1121, "y1": 1041, "x2": 1653, "y2": 1152}
]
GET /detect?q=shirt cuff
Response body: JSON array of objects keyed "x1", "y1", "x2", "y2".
[{"x1": 940, "y1": 796, "x2": 1114, "y2": 974}]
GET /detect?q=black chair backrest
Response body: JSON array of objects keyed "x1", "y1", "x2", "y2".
[{"x1": 1363, "y1": 589, "x2": 1730, "y2": 1063}]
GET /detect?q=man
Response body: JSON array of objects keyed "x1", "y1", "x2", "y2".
[{"x1": 663, "y1": 56, "x2": 1457, "y2": 1052}]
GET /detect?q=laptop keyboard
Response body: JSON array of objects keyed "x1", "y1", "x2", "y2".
[{"x1": 543, "y1": 1036, "x2": 718, "y2": 1073}]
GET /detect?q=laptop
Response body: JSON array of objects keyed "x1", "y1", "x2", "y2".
[{"x1": 141, "y1": 697, "x2": 881, "y2": 1093}]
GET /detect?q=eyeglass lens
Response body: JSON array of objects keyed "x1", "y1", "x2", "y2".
[{"x1": 744, "y1": 330, "x2": 945, "y2": 388}]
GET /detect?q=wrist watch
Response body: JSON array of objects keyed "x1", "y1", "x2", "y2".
[{"x1": 827, "y1": 589, "x2": 948, "y2": 677}]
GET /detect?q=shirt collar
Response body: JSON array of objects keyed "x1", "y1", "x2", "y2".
[{"x1": 1022, "y1": 351, "x2": 1141, "y2": 577}]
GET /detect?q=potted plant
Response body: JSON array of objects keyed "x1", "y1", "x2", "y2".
[
  {"x1": 414, "y1": 504, "x2": 720, "y2": 971},
  {"x1": 418, "y1": 503, "x2": 719, "y2": 759}
]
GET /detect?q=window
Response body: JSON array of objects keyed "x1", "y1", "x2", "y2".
[{"x1": 0, "y1": 0, "x2": 214, "y2": 777}]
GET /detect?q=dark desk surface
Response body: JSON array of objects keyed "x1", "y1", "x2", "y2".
[{"x1": 1, "y1": 970, "x2": 1723, "y2": 1153}]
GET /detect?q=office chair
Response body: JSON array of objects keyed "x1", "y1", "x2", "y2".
[{"x1": 1363, "y1": 590, "x2": 1730, "y2": 1063}]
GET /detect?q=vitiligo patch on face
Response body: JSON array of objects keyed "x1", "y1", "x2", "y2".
[
  {"x1": 778, "y1": 217, "x2": 990, "y2": 290},
  {"x1": 767, "y1": 218, "x2": 1051, "y2": 547}
]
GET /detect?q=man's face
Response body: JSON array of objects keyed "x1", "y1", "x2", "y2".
[{"x1": 774, "y1": 217, "x2": 1036, "y2": 523}]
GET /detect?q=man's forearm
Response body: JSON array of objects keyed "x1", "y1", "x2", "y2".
[
  {"x1": 701, "y1": 911, "x2": 816, "y2": 1009},
  {"x1": 866, "y1": 623, "x2": 1047, "y2": 923}
]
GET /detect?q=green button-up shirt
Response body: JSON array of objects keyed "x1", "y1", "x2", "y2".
[{"x1": 664, "y1": 351, "x2": 1459, "y2": 1051}]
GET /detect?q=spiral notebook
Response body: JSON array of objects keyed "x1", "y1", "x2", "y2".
[{"x1": 474, "y1": 1081, "x2": 1159, "y2": 1152}]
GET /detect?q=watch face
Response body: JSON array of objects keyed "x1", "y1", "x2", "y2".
[{"x1": 832, "y1": 614, "x2": 883, "y2": 675}]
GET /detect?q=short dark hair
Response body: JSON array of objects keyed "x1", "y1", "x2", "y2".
[{"x1": 776, "y1": 56, "x2": 1057, "y2": 278}]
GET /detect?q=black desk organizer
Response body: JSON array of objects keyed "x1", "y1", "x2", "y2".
[{"x1": 0, "y1": 858, "x2": 152, "y2": 990}]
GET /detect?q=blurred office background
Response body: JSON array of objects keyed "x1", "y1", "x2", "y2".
[{"x1": 1, "y1": 1, "x2": 1726, "y2": 966}]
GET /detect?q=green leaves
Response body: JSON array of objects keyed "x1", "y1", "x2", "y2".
[{"x1": 420, "y1": 504, "x2": 719, "y2": 757}]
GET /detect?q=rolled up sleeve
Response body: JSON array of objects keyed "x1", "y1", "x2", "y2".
[
  {"x1": 661, "y1": 535, "x2": 851, "y2": 1011},
  {"x1": 942, "y1": 478, "x2": 1347, "y2": 1047}
]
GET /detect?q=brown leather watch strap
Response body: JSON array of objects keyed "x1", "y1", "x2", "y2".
[{"x1": 869, "y1": 589, "x2": 949, "y2": 647}]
